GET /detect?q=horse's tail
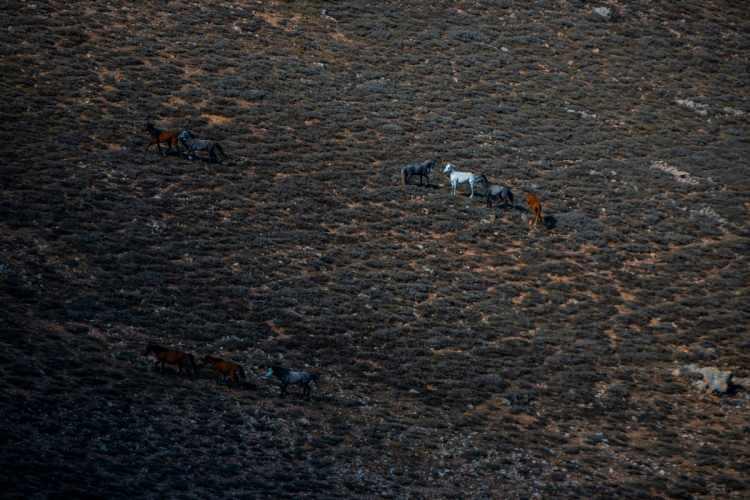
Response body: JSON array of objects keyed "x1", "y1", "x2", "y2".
[
  {"x1": 508, "y1": 189, "x2": 515, "y2": 208},
  {"x1": 215, "y1": 143, "x2": 228, "y2": 159},
  {"x1": 479, "y1": 174, "x2": 489, "y2": 185}
]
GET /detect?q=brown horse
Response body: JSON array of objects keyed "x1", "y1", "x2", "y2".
[
  {"x1": 201, "y1": 355, "x2": 246, "y2": 385},
  {"x1": 145, "y1": 123, "x2": 180, "y2": 156},
  {"x1": 526, "y1": 193, "x2": 543, "y2": 229},
  {"x1": 144, "y1": 343, "x2": 197, "y2": 377}
]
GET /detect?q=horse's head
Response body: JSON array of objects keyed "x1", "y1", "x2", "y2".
[
  {"x1": 145, "y1": 123, "x2": 155, "y2": 132},
  {"x1": 443, "y1": 163, "x2": 455, "y2": 174},
  {"x1": 425, "y1": 159, "x2": 436, "y2": 173}
]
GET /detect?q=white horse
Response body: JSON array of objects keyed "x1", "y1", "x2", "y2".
[{"x1": 443, "y1": 163, "x2": 487, "y2": 198}]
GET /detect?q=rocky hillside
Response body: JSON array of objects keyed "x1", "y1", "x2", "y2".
[{"x1": 1, "y1": 0, "x2": 749, "y2": 498}]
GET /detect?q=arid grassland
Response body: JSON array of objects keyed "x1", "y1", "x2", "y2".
[{"x1": 1, "y1": 0, "x2": 749, "y2": 498}]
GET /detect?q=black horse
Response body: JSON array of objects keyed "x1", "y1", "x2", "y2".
[
  {"x1": 178, "y1": 130, "x2": 228, "y2": 163},
  {"x1": 401, "y1": 159, "x2": 436, "y2": 186},
  {"x1": 263, "y1": 366, "x2": 320, "y2": 398},
  {"x1": 486, "y1": 184, "x2": 514, "y2": 208}
]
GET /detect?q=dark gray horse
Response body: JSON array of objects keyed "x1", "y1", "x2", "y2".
[
  {"x1": 486, "y1": 184, "x2": 514, "y2": 208},
  {"x1": 178, "y1": 130, "x2": 228, "y2": 163},
  {"x1": 263, "y1": 366, "x2": 320, "y2": 398},
  {"x1": 402, "y1": 159, "x2": 436, "y2": 186}
]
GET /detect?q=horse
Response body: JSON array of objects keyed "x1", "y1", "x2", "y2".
[
  {"x1": 486, "y1": 184, "x2": 514, "y2": 208},
  {"x1": 263, "y1": 365, "x2": 320, "y2": 398},
  {"x1": 145, "y1": 123, "x2": 180, "y2": 156},
  {"x1": 201, "y1": 355, "x2": 246, "y2": 385},
  {"x1": 402, "y1": 159, "x2": 436, "y2": 186},
  {"x1": 526, "y1": 192, "x2": 543, "y2": 229},
  {"x1": 144, "y1": 343, "x2": 197, "y2": 377},
  {"x1": 443, "y1": 163, "x2": 486, "y2": 198},
  {"x1": 178, "y1": 130, "x2": 228, "y2": 163}
]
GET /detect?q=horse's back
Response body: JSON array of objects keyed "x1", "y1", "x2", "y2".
[{"x1": 526, "y1": 193, "x2": 541, "y2": 208}]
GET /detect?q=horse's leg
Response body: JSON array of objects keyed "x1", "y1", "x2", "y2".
[{"x1": 280, "y1": 383, "x2": 287, "y2": 397}]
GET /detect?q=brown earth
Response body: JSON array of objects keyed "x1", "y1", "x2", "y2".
[{"x1": 1, "y1": 0, "x2": 749, "y2": 498}]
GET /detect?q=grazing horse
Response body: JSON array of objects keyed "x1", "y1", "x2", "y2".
[
  {"x1": 178, "y1": 130, "x2": 228, "y2": 163},
  {"x1": 201, "y1": 355, "x2": 246, "y2": 385},
  {"x1": 486, "y1": 184, "x2": 514, "y2": 208},
  {"x1": 145, "y1": 123, "x2": 180, "y2": 156},
  {"x1": 144, "y1": 343, "x2": 197, "y2": 377},
  {"x1": 443, "y1": 163, "x2": 486, "y2": 198},
  {"x1": 526, "y1": 192, "x2": 543, "y2": 229},
  {"x1": 402, "y1": 159, "x2": 436, "y2": 186},
  {"x1": 263, "y1": 366, "x2": 320, "y2": 398}
]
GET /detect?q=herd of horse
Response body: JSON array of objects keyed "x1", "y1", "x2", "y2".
[
  {"x1": 402, "y1": 159, "x2": 544, "y2": 228},
  {"x1": 141, "y1": 127, "x2": 546, "y2": 397},
  {"x1": 145, "y1": 122, "x2": 544, "y2": 228},
  {"x1": 144, "y1": 343, "x2": 320, "y2": 398}
]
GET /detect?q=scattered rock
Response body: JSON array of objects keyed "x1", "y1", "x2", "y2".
[
  {"x1": 566, "y1": 108, "x2": 597, "y2": 120},
  {"x1": 673, "y1": 364, "x2": 736, "y2": 394},
  {"x1": 695, "y1": 367, "x2": 733, "y2": 394},
  {"x1": 675, "y1": 98, "x2": 709, "y2": 116},
  {"x1": 650, "y1": 160, "x2": 700, "y2": 185},
  {"x1": 592, "y1": 7, "x2": 612, "y2": 21}
]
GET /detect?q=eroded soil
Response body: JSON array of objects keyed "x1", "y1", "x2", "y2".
[{"x1": 1, "y1": 0, "x2": 749, "y2": 498}]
